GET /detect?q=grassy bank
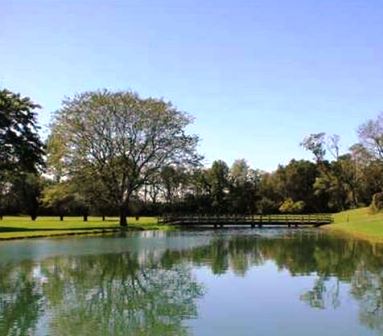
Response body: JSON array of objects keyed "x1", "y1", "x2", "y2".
[
  {"x1": 4, "y1": 210, "x2": 383, "y2": 242},
  {"x1": 0, "y1": 216, "x2": 172, "y2": 240},
  {"x1": 325, "y1": 207, "x2": 383, "y2": 243}
]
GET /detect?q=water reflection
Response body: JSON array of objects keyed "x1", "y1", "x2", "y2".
[
  {"x1": 0, "y1": 252, "x2": 204, "y2": 335},
  {"x1": 1, "y1": 231, "x2": 383, "y2": 335}
]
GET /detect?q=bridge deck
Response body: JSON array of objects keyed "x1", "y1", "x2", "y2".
[{"x1": 158, "y1": 214, "x2": 333, "y2": 228}]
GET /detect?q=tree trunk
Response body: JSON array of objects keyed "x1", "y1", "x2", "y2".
[
  {"x1": 83, "y1": 214, "x2": 88, "y2": 222},
  {"x1": 31, "y1": 214, "x2": 37, "y2": 221},
  {"x1": 102, "y1": 215, "x2": 105, "y2": 221},
  {"x1": 119, "y1": 206, "x2": 128, "y2": 227},
  {"x1": 60, "y1": 215, "x2": 64, "y2": 221}
]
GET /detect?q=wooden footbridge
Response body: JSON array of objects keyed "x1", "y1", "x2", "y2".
[{"x1": 158, "y1": 214, "x2": 333, "y2": 228}]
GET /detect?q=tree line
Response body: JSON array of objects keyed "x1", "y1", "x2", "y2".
[{"x1": 1, "y1": 88, "x2": 383, "y2": 225}]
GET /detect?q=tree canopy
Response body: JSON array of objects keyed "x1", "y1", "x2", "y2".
[
  {"x1": 0, "y1": 89, "x2": 44, "y2": 175},
  {"x1": 48, "y1": 90, "x2": 201, "y2": 225},
  {"x1": 2, "y1": 87, "x2": 383, "y2": 219}
]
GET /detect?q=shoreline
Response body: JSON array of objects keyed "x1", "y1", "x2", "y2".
[
  {"x1": 2, "y1": 208, "x2": 383, "y2": 244},
  {"x1": 322, "y1": 207, "x2": 383, "y2": 244},
  {"x1": 322, "y1": 225, "x2": 383, "y2": 244},
  {"x1": 0, "y1": 217, "x2": 173, "y2": 241},
  {"x1": 0, "y1": 226, "x2": 174, "y2": 241}
]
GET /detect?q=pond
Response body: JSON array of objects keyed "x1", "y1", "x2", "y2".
[{"x1": 0, "y1": 229, "x2": 383, "y2": 335}]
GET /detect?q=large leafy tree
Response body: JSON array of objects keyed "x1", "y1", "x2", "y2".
[
  {"x1": 0, "y1": 89, "x2": 45, "y2": 218},
  {"x1": 357, "y1": 112, "x2": 383, "y2": 160},
  {"x1": 274, "y1": 160, "x2": 320, "y2": 213},
  {"x1": 160, "y1": 166, "x2": 188, "y2": 205},
  {"x1": 229, "y1": 159, "x2": 259, "y2": 214},
  {"x1": 0, "y1": 89, "x2": 44, "y2": 175},
  {"x1": 355, "y1": 113, "x2": 383, "y2": 205},
  {"x1": 208, "y1": 160, "x2": 229, "y2": 213},
  {"x1": 301, "y1": 133, "x2": 351, "y2": 211},
  {"x1": 49, "y1": 90, "x2": 200, "y2": 226},
  {"x1": 9, "y1": 173, "x2": 44, "y2": 220}
]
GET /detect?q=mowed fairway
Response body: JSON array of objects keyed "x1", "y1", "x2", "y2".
[
  {"x1": 0, "y1": 216, "x2": 166, "y2": 240},
  {"x1": 326, "y1": 207, "x2": 383, "y2": 242}
]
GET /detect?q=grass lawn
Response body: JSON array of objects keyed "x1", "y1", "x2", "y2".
[
  {"x1": 324, "y1": 207, "x2": 383, "y2": 243},
  {"x1": 0, "y1": 216, "x2": 171, "y2": 240},
  {"x1": 4, "y1": 209, "x2": 383, "y2": 242}
]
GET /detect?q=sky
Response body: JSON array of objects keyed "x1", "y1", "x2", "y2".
[{"x1": 1, "y1": 0, "x2": 383, "y2": 171}]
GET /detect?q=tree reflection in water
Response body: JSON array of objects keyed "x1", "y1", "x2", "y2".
[
  {"x1": 1, "y1": 231, "x2": 383, "y2": 335},
  {"x1": 158, "y1": 232, "x2": 383, "y2": 333},
  {"x1": 0, "y1": 261, "x2": 44, "y2": 336},
  {"x1": 0, "y1": 252, "x2": 204, "y2": 336}
]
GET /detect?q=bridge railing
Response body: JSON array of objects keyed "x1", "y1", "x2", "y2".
[{"x1": 158, "y1": 214, "x2": 333, "y2": 225}]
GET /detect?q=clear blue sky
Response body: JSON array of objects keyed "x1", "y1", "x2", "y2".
[{"x1": 1, "y1": 0, "x2": 383, "y2": 171}]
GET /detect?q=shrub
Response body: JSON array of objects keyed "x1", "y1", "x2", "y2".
[
  {"x1": 279, "y1": 198, "x2": 305, "y2": 214},
  {"x1": 370, "y1": 192, "x2": 383, "y2": 213}
]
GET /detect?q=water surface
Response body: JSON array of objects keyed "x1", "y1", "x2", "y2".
[{"x1": 1, "y1": 229, "x2": 383, "y2": 335}]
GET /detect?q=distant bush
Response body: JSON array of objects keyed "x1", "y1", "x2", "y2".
[
  {"x1": 279, "y1": 198, "x2": 305, "y2": 214},
  {"x1": 370, "y1": 192, "x2": 383, "y2": 213},
  {"x1": 258, "y1": 197, "x2": 279, "y2": 214}
]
